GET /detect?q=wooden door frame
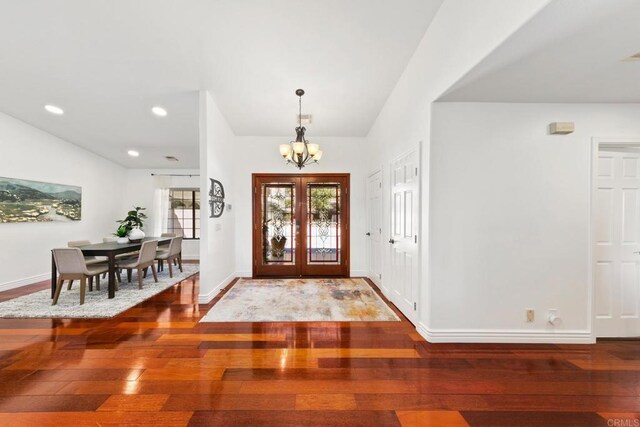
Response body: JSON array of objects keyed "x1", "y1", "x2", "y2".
[
  {"x1": 366, "y1": 167, "x2": 384, "y2": 291},
  {"x1": 252, "y1": 173, "x2": 350, "y2": 278}
]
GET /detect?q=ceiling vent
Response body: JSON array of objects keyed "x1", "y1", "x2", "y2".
[
  {"x1": 623, "y1": 52, "x2": 640, "y2": 61},
  {"x1": 297, "y1": 114, "x2": 312, "y2": 125},
  {"x1": 165, "y1": 156, "x2": 179, "y2": 162}
]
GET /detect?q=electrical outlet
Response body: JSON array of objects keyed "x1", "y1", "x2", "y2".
[{"x1": 526, "y1": 309, "x2": 535, "y2": 322}]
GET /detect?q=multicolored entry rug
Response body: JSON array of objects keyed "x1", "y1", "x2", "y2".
[{"x1": 200, "y1": 278, "x2": 400, "y2": 322}]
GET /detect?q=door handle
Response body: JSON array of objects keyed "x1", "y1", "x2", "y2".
[
  {"x1": 366, "y1": 232, "x2": 371, "y2": 236},
  {"x1": 389, "y1": 239, "x2": 395, "y2": 244}
]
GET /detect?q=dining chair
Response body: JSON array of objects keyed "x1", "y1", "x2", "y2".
[
  {"x1": 104, "y1": 237, "x2": 139, "y2": 259},
  {"x1": 116, "y1": 240, "x2": 158, "y2": 289},
  {"x1": 155, "y1": 237, "x2": 183, "y2": 278},
  {"x1": 158, "y1": 233, "x2": 182, "y2": 271},
  {"x1": 52, "y1": 248, "x2": 109, "y2": 305},
  {"x1": 67, "y1": 240, "x2": 108, "y2": 290}
]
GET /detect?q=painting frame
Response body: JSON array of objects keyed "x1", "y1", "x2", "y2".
[{"x1": 0, "y1": 176, "x2": 82, "y2": 223}]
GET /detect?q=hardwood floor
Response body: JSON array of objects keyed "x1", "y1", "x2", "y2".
[{"x1": 0, "y1": 272, "x2": 639, "y2": 426}]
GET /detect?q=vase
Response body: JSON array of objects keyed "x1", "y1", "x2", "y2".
[
  {"x1": 270, "y1": 236, "x2": 287, "y2": 258},
  {"x1": 128, "y1": 227, "x2": 145, "y2": 242},
  {"x1": 116, "y1": 237, "x2": 129, "y2": 244}
]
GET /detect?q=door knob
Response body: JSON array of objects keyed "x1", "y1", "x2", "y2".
[
  {"x1": 366, "y1": 232, "x2": 371, "y2": 236},
  {"x1": 389, "y1": 239, "x2": 395, "y2": 244}
]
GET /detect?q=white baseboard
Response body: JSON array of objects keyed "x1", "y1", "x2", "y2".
[
  {"x1": 182, "y1": 255, "x2": 200, "y2": 261},
  {"x1": 416, "y1": 322, "x2": 594, "y2": 344},
  {"x1": 0, "y1": 273, "x2": 50, "y2": 293},
  {"x1": 197, "y1": 271, "x2": 237, "y2": 304},
  {"x1": 350, "y1": 270, "x2": 368, "y2": 277},
  {"x1": 235, "y1": 271, "x2": 252, "y2": 278}
]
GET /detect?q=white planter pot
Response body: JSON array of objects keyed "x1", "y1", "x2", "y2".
[
  {"x1": 128, "y1": 227, "x2": 145, "y2": 241},
  {"x1": 116, "y1": 237, "x2": 129, "y2": 244}
]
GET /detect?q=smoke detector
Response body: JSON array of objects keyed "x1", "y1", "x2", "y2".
[{"x1": 165, "y1": 156, "x2": 179, "y2": 162}]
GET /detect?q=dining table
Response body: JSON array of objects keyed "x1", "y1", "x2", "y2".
[{"x1": 51, "y1": 237, "x2": 172, "y2": 299}]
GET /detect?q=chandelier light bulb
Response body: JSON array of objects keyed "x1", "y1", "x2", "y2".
[
  {"x1": 307, "y1": 143, "x2": 319, "y2": 156},
  {"x1": 279, "y1": 144, "x2": 292, "y2": 157},
  {"x1": 313, "y1": 150, "x2": 323, "y2": 161},
  {"x1": 292, "y1": 142, "x2": 305, "y2": 154}
]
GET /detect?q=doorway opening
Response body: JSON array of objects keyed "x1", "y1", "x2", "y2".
[
  {"x1": 252, "y1": 173, "x2": 350, "y2": 277},
  {"x1": 591, "y1": 139, "x2": 640, "y2": 338}
]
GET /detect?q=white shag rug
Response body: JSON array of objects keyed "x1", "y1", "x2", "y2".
[
  {"x1": 201, "y1": 277, "x2": 400, "y2": 322},
  {"x1": 0, "y1": 265, "x2": 199, "y2": 319}
]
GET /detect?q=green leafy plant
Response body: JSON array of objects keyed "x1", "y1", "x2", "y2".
[
  {"x1": 114, "y1": 224, "x2": 129, "y2": 238},
  {"x1": 115, "y1": 206, "x2": 147, "y2": 235}
]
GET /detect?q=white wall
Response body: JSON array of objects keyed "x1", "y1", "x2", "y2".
[
  {"x1": 430, "y1": 102, "x2": 640, "y2": 342},
  {"x1": 0, "y1": 112, "x2": 124, "y2": 290},
  {"x1": 121, "y1": 169, "x2": 200, "y2": 260},
  {"x1": 198, "y1": 91, "x2": 236, "y2": 302},
  {"x1": 365, "y1": 0, "x2": 550, "y2": 338},
  {"x1": 232, "y1": 136, "x2": 368, "y2": 276}
]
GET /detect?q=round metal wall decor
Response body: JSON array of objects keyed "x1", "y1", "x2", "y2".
[{"x1": 209, "y1": 178, "x2": 225, "y2": 218}]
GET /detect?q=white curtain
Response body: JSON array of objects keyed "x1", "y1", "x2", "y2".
[{"x1": 152, "y1": 176, "x2": 171, "y2": 236}]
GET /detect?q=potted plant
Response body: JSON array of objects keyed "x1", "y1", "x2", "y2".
[
  {"x1": 114, "y1": 224, "x2": 130, "y2": 244},
  {"x1": 115, "y1": 206, "x2": 147, "y2": 243}
]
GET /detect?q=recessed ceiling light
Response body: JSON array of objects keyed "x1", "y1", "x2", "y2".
[
  {"x1": 44, "y1": 104, "x2": 64, "y2": 115},
  {"x1": 151, "y1": 106, "x2": 167, "y2": 117},
  {"x1": 128, "y1": 150, "x2": 140, "y2": 157}
]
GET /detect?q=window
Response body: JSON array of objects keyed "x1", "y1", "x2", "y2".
[{"x1": 168, "y1": 189, "x2": 200, "y2": 239}]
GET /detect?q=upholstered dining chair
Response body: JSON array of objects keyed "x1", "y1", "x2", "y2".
[
  {"x1": 115, "y1": 240, "x2": 158, "y2": 289},
  {"x1": 67, "y1": 240, "x2": 108, "y2": 290},
  {"x1": 158, "y1": 233, "x2": 181, "y2": 271},
  {"x1": 104, "y1": 237, "x2": 139, "y2": 260},
  {"x1": 155, "y1": 237, "x2": 183, "y2": 278},
  {"x1": 52, "y1": 248, "x2": 109, "y2": 305}
]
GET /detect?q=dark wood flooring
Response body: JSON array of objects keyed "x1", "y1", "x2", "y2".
[{"x1": 0, "y1": 272, "x2": 638, "y2": 426}]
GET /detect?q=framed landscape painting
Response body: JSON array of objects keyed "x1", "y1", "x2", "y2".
[{"x1": 0, "y1": 177, "x2": 82, "y2": 223}]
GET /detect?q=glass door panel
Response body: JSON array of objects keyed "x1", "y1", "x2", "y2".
[
  {"x1": 262, "y1": 184, "x2": 295, "y2": 264},
  {"x1": 307, "y1": 183, "x2": 341, "y2": 265}
]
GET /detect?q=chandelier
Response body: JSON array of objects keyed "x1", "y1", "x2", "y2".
[{"x1": 279, "y1": 89, "x2": 322, "y2": 169}]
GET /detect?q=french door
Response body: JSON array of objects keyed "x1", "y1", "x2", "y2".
[{"x1": 252, "y1": 174, "x2": 350, "y2": 277}]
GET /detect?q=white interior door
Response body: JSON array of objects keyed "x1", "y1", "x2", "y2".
[
  {"x1": 595, "y1": 148, "x2": 640, "y2": 337},
  {"x1": 389, "y1": 149, "x2": 419, "y2": 323},
  {"x1": 366, "y1": 170, "x2": 383, "y2": 289}
]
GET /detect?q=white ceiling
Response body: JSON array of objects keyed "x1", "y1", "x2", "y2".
[
  {"x1": 440, "y1": 0, "x2": 640, "y2": 103},
  {"x1": 0, "y1": 0, "x2": 443, "y2": 168}
]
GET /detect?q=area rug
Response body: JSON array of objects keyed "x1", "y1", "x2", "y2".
[
  {"x1": 0, "y1": 265, "x2": 199, "y2": 319},
  {"x1": 200, "y1": 277, "x2": 400, "y2": 322}
]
